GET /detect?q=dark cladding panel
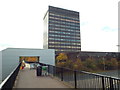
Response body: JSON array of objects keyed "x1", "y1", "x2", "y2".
[{"x1": 49, "y1": 6, "x2": 79, "y2": 18}]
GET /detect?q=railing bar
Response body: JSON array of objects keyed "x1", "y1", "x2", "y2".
[
  {"x1": 88, "y1": 74, "x2": 90, "y2": 88},
  {"x1": 91, "y1": 75, "x2": 93, "y2": 88},
  {"x1": 81, "y1": 71, "x2": 120, "y2": 80},
  {"x1": 117, "y1": 80, "x2": 120, "y2": 89},
  {"x1": 84, "y1": 74, "x2": 87, "y2": 88},
  {"x1": 80, "y1": 73, "x2": 83, "y2": 88},
  {"x1": 93, "y1": 76, "x2": 95, "y2": 88},
  {"x1": 53, "y1": 65, "x2": 120, "y2": 80},
  {"x1": 99, "y1": 76, "x2": 102, "y2": 88},
  {"x1": 115, "y1": 79, "x2": 117, "y2": 88},
  {"x1": 94, "y1": 75, "x2": 96, "y2": 88},
  {"x1": 94, "y1": 76, "x2": 97, "y2": 88},
  {"x1": 42, "y1": 64, "x2": 120, "y2": 89},
  {"x1": 99, "y1": 76, "x2": 101, "y2": 88},
  {"x1": 116, "y1": 79, "x2": 118, "y2": 88},
  {"x1": 107, "y1": 77, "x2": 110, "y2": 89},
  {"x1": 113, "y1": 79, "x2": 115, "y2": 88},
  {"x1": 98, "y1": 76, "x2": 100, "y2": 88},
  {"x1": 97, "y1": 76, "x2": 100, "y2": 88},
  {"x1": 90, "y1": 75, "x2": 92, "y2": 88}
]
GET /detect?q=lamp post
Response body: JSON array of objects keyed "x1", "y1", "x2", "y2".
[
  {"x1": 116, "y1": 45, "x2": 120, "y2": 52},
  {"x1": 102, "y1": 57, "x2": 105, "y2": 71}
]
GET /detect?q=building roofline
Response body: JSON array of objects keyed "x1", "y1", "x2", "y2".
[
  {"x1": 80, "y1": 51, "x2": 118, "y2": 53},
  {"x1": 49, "y1": 5, "x2": 79, "y2": 14},
  {"x1": 1, "y1": 47, "x2": 55, "y2": 51}
]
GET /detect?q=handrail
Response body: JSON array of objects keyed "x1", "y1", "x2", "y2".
[
  {"x1": 80, "y1": 71, "x2": 120, "y2": 80},
  {"x1": 48, "y1": 64, "x2": 120, "y2": 80},
  {"x1": 0, "y1": 62, "x2": 21, "y2": 89},
  {"x1": 47, "y1": 64, "x2": 120, "y2": 89}
]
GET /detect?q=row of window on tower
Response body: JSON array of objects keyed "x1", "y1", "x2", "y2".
[
  {"x1": 49, "y1": 27, "x2": 80, "y2": 32},
  {"x1": 49, "y1": 23, "x2": 79, "y2": 29},
  {"x1": 49, "y1": 41, "x2": 81, "y2": 45},
  {"x1": 49, "y1": 34, "x2": 80, "y2": 39},
  {"x1": 49, "y1": 19, "x2": 80, "y2": 26},
  {"x1": 49, "y1": 44, "x2": 80, "y2": 48},
  {"x1": 49, "y1": 31, "x2": 80, "y2": 36},
  {"x1": 49, "y1": 45, "x2": 80, "y2": 49},
  {"x1": 49, "y1": 16, "x2": 79, "y2": 23},
  {"x1": 49, "y1": 38, "x2": 80, "y2": 42},
  {"x1": 55, "y1": 49, "x2": 80, "y2": 52},
  {"x1": 49, "y1": 13, "x2": 79, "y2": 21}
]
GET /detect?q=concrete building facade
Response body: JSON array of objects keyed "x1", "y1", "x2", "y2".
[{"x1": 43, "y1": 6, "x2": 81, "y2": 53}]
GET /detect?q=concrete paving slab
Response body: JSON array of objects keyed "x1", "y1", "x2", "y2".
[{"x1": 14, "y1": 68, "x2": 69, "y2": 88}]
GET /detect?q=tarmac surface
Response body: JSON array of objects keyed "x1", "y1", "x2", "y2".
[{"x1": 14, "y1": 68, "x2": 69, "y2": 88}]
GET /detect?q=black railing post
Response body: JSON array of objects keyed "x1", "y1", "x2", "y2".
[
  {"x1": 47, "y1": 65, "x2": 49, "y2": 75},
  {"x1": 101, "y1": 76, "x2": 105, "y2": 90},
  {"x1": 61, "y1": 68, "x2": 63, "y2": 81},
  {"x1": 53, "y1": 66, "x2": 55, "y2": 76},
  {"x1": 74, "y1": 70, "x2": 77, "y2": 89},
  {"x1": 110, "y1": 77, "x2": 114, "y2": 90}
]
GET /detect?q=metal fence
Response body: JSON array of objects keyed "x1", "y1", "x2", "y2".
[
  {"x1": 47, "y1": 64, "x2": 120, "y2": 89},
  {"x1": 0, "y1": 63, "x2": 21, "y2": 90},
  {"x1": 0, "y1": 62, "x2": 119, "y2": 89}
]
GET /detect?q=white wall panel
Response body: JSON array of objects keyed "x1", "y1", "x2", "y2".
[{"x1": 2, "y1": 48, "x2": 55, "y2": 80}]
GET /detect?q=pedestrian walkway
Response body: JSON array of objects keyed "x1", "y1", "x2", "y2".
[{"x1": 13, "y1": 68, "x2": 69, "y2": 88}]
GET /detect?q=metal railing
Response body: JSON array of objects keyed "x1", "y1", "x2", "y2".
[
  {"x1": 0, "y1": 63, "x2": 21, "y2": 90},
  {"x1": 47, "y1": 64, "x2": 120, "y2": 89},
  {"x1": 0, "y1": 62, "x2": 119, "y2": 89}
]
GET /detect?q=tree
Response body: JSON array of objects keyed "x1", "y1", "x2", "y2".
[
  {"x1": 111, "y1": 58, "x2": 118, "y2": 69},
  {"x1": 65, "y1": 59, "x2": 73, "y2": 68},
  {"x1": 83, "y1": 57, "x2": 97, "y2": 71},
  {"x1": 73, "y1": 64, "x2": 78, "y2": 70},
  {"x1": 56, "y1": 53, "x2": 68, "y2": 60},
  {"x1": 73, "y1": 58, "x2": 83, "y2": 70},
  {"x1": 105, "y1": 58, "x2": 118, "y2": 70},
  {"x1": 97, "y1": 58, "x2": 106, "y2": 70},
  {"x1": 56, "y1": 53, "x2": 68, "y2": 67}
]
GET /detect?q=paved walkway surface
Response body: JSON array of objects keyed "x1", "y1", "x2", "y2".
[{"x1": 14, "y1": 68, "x2": 69, "y2": 88}]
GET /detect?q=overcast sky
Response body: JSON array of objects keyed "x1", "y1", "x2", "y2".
[{"x1": 0, "y1": 0, "x2": 119, "y2": 52}]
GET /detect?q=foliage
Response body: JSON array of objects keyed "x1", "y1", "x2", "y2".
[
  {"x1": 105, "y1": 58, "x2": 118, "y2": 70},
  {"x1": 97, "y1": 58, "x2": 106, "y2": 70},
  {"x1": 83, "y1": 57, "x2": 97, "y2": 71},
  {"x1": 65, "y1": 59, "x2": 73, "y2": 68},
  {"x1": 56, "y1": 53, "x2": 68, "y2": 67},
  {"x1": 56, "y1": 53, "x2": 68, "y2": 61},
  {"x1": 73, "y1": 58, "x2": 83, "y2": 70},
  {"x1": 55, "y1": 53, "x2": 119, "y2": 72},
  {"x1": 20, "y1": 56, "x2": 39, "y2": 62}
]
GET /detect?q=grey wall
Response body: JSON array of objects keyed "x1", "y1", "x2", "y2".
[
  {"x1": 2, "y1": 48, "x2": 55, "y2": 80},
  {"x1": 0, "y1": 51, "x2": 2, "y2": 83}
]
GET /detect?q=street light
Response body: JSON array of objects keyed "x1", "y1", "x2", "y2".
[
  {"x1": 102, "y1": 56, "x2": 106, "y2": 71},
  {"x1": 116, "y1": 45, "x2": 120, "y2": 47},
  {"x1": 116, "y1": 45, "x2": 120, "y2": 52}
]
